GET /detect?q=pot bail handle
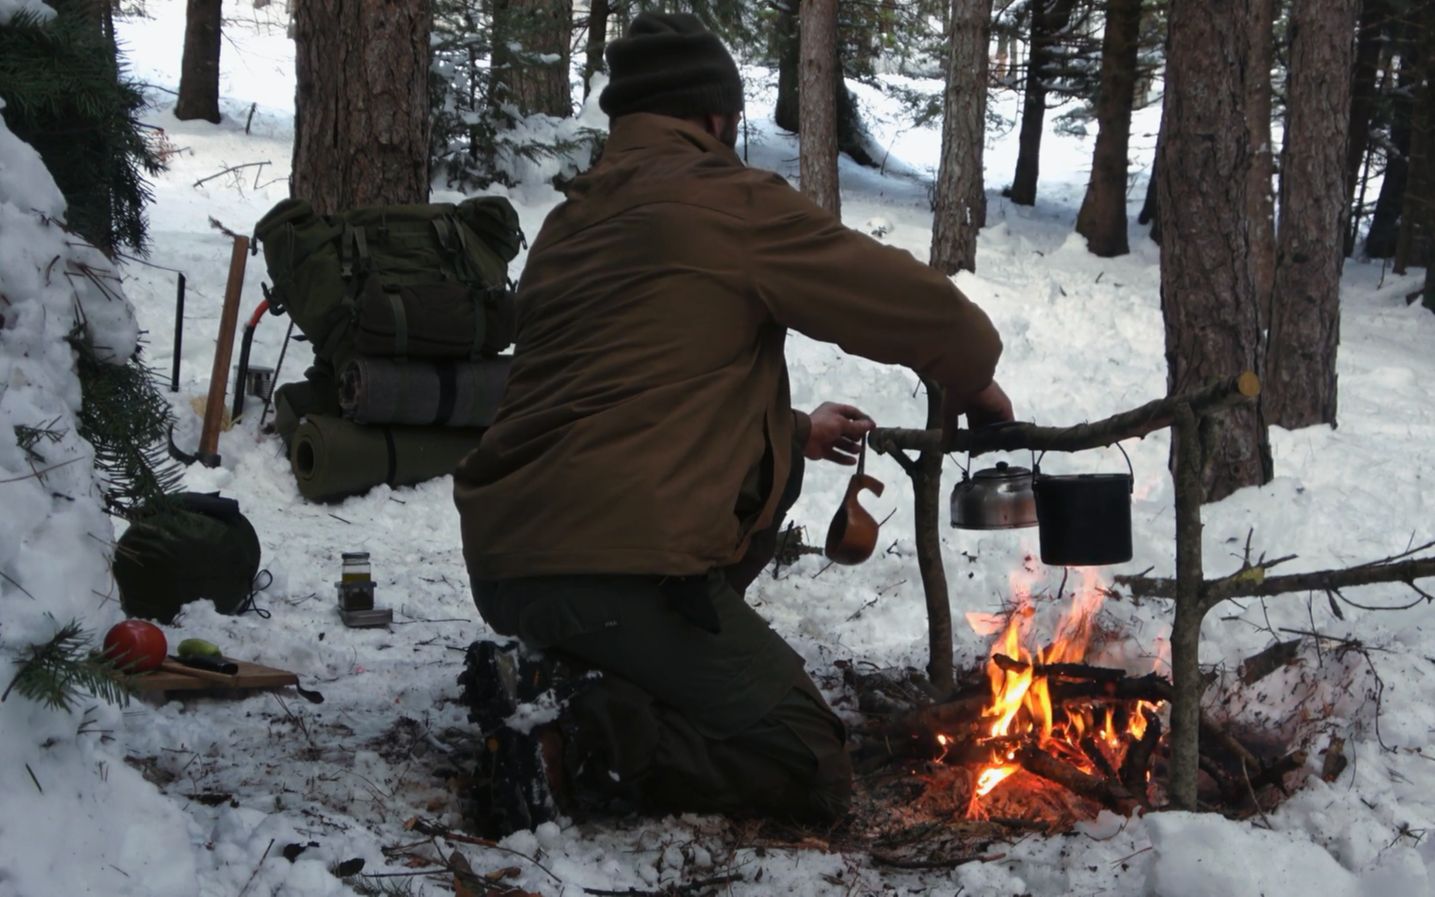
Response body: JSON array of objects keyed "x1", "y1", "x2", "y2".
[{"x1": 1113, "y1": 440, "x2": 1134, "y2": 492}]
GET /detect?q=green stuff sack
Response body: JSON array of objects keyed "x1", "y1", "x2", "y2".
[
  {"x1": 115, "y1": 493, "x2": 262, "y2": 624},
  {"x1": 253, "y1": 196, "x2": 524, "y2": 370}
]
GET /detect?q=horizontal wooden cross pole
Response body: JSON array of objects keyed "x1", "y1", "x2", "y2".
[{"x1": 868, "y1": 371, "x2": 1261, "y2": 457}]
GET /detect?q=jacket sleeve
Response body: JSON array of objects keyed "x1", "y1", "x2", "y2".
[{"x1": 743, "y1": 175, "x2": 1002, "y2": 396}]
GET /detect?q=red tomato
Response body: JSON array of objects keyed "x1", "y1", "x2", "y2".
[{"x1": 102, "y1": 620, "x2": 168, "y2": 672}]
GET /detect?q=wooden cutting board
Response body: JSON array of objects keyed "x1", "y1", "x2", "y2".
[{"x1": 133, "y1": 659, "x2": 298, "y2": 693}]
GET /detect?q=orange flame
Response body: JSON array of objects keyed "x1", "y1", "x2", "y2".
[{"x1": 957, "y1": 568, "x2": 1164, "y2": 816}]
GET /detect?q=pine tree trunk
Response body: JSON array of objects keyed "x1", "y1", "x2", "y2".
[
  {"x1": 1395, "y1": 9, "x2": 1433, "y2": 277},
  {"x1": 292, "y1": 0, "x2": 432, "y2": 216},
  {"x1": 582, "y1": 0, "x2": 609, "y2": 99},
  {"x1": 174, "y1": 0, "x2": 222, "y2": 124},
  {"x1": 775, "y1": 6, "x2": 800, "y2": 132},
  {"x1": 800, "y1": 0, "x2": 841, "y2": 217},
  {"x1": 930, "y1": 0, "x2": 993, "y2": 275},
  {"x1": 1265, "y1": 0, "x2": 1357, "y2": 429},
  {"x1": 1158, "y1": 0, "x2": 1271, "y2": 504},
  {"x1": 1246, "y1": 0, "x2": 1276, "y2": 329},
  {"x1": 1365, "y1": 44, "x2": 1419, "y2": 258},
  {"x1": 1009, "y1": 0, "x2": 1075, "y2": 206},
  {"x1": 491, "y1": 0, "x2": 572, "y2": 119},
  {"x1": 1074, "y1": 0, "x2": 1141, "y2": 256},
  {"x1": 1344, "y1": 0, "x2": 1389, "y2": 255},
  {"x1": 1139, "y1": 147, "x2": 1160, "y2": 241}
]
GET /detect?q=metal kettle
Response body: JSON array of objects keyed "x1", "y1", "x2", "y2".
[{"x1": 950, "y1": 461, "x2": 1038, "y2": 530}]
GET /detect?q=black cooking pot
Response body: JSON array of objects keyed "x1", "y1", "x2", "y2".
[{"x1": 1033, "y1": 446, "x2": 1133, "y2": 567}]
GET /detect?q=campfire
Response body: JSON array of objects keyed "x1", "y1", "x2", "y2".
[
  {"x1": 844, "y1": 559, "x2": 1328, "y2": 852},
  {"x1": 935, "y1": 569, "x2": 1169, "y2": 820}
]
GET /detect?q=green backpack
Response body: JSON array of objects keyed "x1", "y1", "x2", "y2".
[{"x1": 253, "y1": 197, "x2": 525, "y2": 370}]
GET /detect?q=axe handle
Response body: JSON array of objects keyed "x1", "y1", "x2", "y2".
[{"x1": 198, "y1": 237, "x2": 250, "y2": 463}]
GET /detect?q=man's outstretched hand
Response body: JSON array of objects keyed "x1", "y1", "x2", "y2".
[
  {"x1": 805, "y1": 402, "x2": 876, "y2": 465},
  {"x1": 940, "y1": 380, "x2": 1015, "y2": 444}
]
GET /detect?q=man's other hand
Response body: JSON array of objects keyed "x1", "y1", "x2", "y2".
[{"x1": 806, "y1": 402, "x2": 876, "y2": 465}]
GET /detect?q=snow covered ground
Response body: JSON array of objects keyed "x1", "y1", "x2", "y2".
[{"x1": 3, "y1": 0, "x2": 1435, "y2": 893}]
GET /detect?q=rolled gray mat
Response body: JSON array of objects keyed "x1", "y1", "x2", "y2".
[
  {"x1": 290, "y1": 414, "x2": 484, "y2": 502},
  {"x1": 338, "y1": 356, "x2": 510, "y2": 427}
]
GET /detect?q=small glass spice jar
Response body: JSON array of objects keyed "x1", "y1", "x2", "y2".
[{"x1": 340, "y1": 552, "x2": 371, "y2": 584}]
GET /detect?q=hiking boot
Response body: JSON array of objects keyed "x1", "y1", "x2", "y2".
[
  {"x1": 457, "y1": 639, "x2": 583, "y2": 733},
  {"x1": 464, "y1": 725, "x2": 561, "y2": 838}
]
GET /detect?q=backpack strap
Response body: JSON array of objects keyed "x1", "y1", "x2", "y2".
[
  {"x1": 384, "y1": 285, "x2": 409, "y2": 359},
  {"x1": 340, "y1": 224, "x2": 371, "y2": 282},
  {"x1": 432, "y1": 218, "x2": 458, "y2": 281}
]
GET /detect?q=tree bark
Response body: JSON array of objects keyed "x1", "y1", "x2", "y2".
[
  {"x1": 1245, "y1": 0, "x2": 1276, "y2": 329},
  {"x1": 914, "y1": 382, "x2": 954, "y2": 694},
  {"x1": 174, "y1": 0, "x2": 222, "y2": 123},
  {"x1": 1074, "y1": 0, "x2": 1142, "y2": 256},
  {"x1": 930, "y1": 0, "x2": 994, "y2": 275},
  {"x1": 800, "y1": 0, "x2": 842, "y2": 216},
  {"x1": 1365, "y1": 44, "x2": 1419, "y2": 258},
  {"x1": 490, "y1": 0, "x2": 573, "y2": 119},
  {"x1": 1158, "y1": 0, "x2": 1272, "y2": 502},
  {"x1": 1167, "y1": 402, "x2": 1205, "y2": 810},
  {"x1": 1395, "y1": 9, "x2": 1433, "y2": 277},
  {"x1": 775, "y1": 5, "x2": 800, "y2": 132},
  {"x1": 1139, "y1": 146, "x2": 1161, "y2": 243},
  {"x1": 582, "y1": 0, "x2": 609, "y2": 99},
  {"x1": 1265, "y1": 0, "x2": 1357, "y2": 430},
  {"x1": 1344, "y1": 0, "x2": 1390, "y2": 256},
  {"x1": 292, "y1": 0, "x2": 432, "y2": 215},
  {"x1": 1009, "y1": 0, "x2": 1076, "y2": 206}
]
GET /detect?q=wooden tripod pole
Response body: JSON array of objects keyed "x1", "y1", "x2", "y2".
[{"x1": 197, "y1": 236, "x2": 249, "y2": 467}]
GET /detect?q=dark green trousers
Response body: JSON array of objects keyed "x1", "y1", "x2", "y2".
[{"x1": 472, "y1": 456, "x2": 852, "y2": 823}]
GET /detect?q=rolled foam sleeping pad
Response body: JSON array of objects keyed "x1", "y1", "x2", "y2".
[
  {"x1": 338, "y1": 356, "x2": 510, "y2": 427},
  {"x1": 290, "y1": 414, "x2": 484, "y2": 502}
]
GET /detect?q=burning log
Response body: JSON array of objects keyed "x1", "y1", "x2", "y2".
[
  {"x1": 1119, "y1": 710, "x2": 1161, "y2": 800},
  {"x1": 990, "y1": 654, "x2": 1128, "y2": 683},
  {"x1": 1048, "y1": 672, "x2": 1174, "y2": 706},
  {"x1": 1014, "y1": 746, "x2": 1138, "y2": 814}
]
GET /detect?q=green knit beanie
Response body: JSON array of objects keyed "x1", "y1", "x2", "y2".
[{"x1": 599, "y1": 12, "x2": 744, "y2": 119}]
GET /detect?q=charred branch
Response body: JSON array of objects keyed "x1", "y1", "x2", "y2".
[
  {"x1": 1015, "y1": 746, "x2": 1138, "y2": 813},
  {"x1": 1120, "y1": 710, "x2": 1161, "y2": 799},
  {"x1": 992, "y1": 654, "x2": 1129, "y2": 683}
]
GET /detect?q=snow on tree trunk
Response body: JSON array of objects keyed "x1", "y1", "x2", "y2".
[
  {"x1": 291, "y1": 0, "x2": 432, "y2": 215},
  {"x1": 1265, "y1": 0, "x2": 1357, "y2": 429},
  {"x1": 173, "y1": 0, "x2": 221, "y2": 124},
  {"x1": 491, "y1": 0, "x2": 573, "y2": 119},
  {"x1": 799, "y1": 0, "x2": 841, "y2": 217},
  {"x1": 1075, "y1": 0, "x2": 1141, "y2": 257},
  {"x1": 1157, "y1": 0, "x2": 1271, "y2": 503},
  {"x1": 930, "y1": 0, "x2": 992, "y2": 275}
]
